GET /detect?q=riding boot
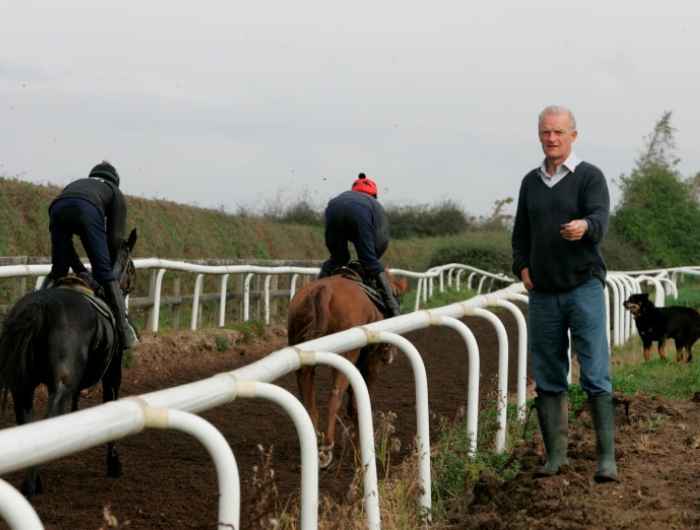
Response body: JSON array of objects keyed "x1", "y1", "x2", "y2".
[
  {"x1": 589, "y1": 393, "x2": 619, "y2": 483},
  {"x1": 103, "y1": 280, "x2": 137, "y2": 350},
  {"x1": 535, "y1": 392, "x2": 569, "y2": 476},
  {"x1": 318, "y1": 260, "x2": 334, "y2": 279},
  {"x1": 375, "y1": 271, "x2": 401, "y2": 318},
  {"x1": 77, "y1": 271, "x2": 101, "y2": 293}
]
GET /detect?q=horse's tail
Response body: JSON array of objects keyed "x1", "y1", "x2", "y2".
[
  {"x1": 288, "y1": 284, "x2": 332, "y2": 344},
  {"x1": 0, "y1": 294, "x2": 44, "y2": 404}
]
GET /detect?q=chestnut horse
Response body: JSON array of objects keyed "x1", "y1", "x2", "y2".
[{"x1": 287, "y1": 271, "x2": 407, "y2": 467}]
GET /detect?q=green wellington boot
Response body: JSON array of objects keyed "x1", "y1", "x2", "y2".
[
  {"x1": 534, "y1": 393, "x2": 569, "y2": 476},
  {"x1": 589, "y1": 393, "x2": 619, "y2": 483}
]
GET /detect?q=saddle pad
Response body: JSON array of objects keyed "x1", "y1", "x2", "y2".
[
  {"x1": 334, "y1": 267, "x2": 387, "y2": 314},
  {"x1": 57, "y1": 285, "x2": 115, "y2": 326}
]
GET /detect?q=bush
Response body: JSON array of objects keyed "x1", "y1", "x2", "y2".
[
  {"x1": 600, "y1": 227, "x2": 650, "y2": 271},
  {"x1": 386, "y1": 200, "x2": 470, "y2": 239},
  {"x1": 275, "y1": 200, "x2": 322, "y2": 226},
  {"x1": 428, "y1": 231, "x2": 513, "y2": 275}
]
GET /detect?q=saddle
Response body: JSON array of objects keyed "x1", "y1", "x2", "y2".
[
  {"x1": 331, "y1": 262, "x2": 389, "y2": 316},
  {"x1": 55, "y1": 275, "x2": 116, "y2": 328}
]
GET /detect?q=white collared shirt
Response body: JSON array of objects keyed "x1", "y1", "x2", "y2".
[{"x1": 539, "y1": 152, "x2": 580, "y2": 188}]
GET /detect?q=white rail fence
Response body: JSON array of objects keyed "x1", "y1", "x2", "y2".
[
  {"x1": 0, "y1": 263, "x2": 692, "y2": 529},
  {"x1": 0, "y1": 259, "x2": 513, "y2": 332}
]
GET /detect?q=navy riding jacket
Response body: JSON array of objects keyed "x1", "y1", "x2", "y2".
[{"x1": 50, "y1": 177, "x2": 127, "y2": 260}]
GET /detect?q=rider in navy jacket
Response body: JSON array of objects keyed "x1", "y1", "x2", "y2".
[
  {"x1": 44, "y1": 161, "x2": 135, "y2": 349},
  {"x1": 319, "y1": 173, "x2": 401, "y2": 317}
]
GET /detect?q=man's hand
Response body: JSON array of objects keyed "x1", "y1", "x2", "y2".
[
  {"x1": 560, "y1": 219, "x2": 588, "y2": 241},
  {"x1": 521, "y1": 267, "x2": 534, "y2": 290}
]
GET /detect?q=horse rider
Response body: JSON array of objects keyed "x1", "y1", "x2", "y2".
[
  {"x1": 42, "y1": 161, "x2": 137, "y2": 349},
  {"x1": 319, "y1": 172, "x2": 401, "y2": 318}
]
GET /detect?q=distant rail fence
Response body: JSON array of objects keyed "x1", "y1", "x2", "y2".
[{"x1": 0, "y1": 257, "x2": 513, "y2": 332}]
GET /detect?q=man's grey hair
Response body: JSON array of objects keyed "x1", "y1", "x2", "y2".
[{"x1": 538, "y1": 105, "x2": 577, "y2": 131}]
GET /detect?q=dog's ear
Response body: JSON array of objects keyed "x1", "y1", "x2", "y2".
[{"x1": 640, "y1": 292, "x2": 649, "y2": 301}]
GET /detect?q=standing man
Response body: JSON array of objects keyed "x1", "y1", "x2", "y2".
[
  {"x1": 44, "y1": 161, "x2": 136, "y2": 350},
  {"x1": 511, "y1": 106, "x2": 617, "y2": 482},
  {"x1": 319, "y1": 172, "x2": 401, "y2": 318}
]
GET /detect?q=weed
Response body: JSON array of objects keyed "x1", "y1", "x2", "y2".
[
  {"x1": 568, "y1": 384, "x2": 588, "y2": 416},
  {"x1": 214, "y1": 334, "x2": 231, "y2": 352},
  {"x1": 248, "y1": 444, "x2": 281, "y2": 529},
  {"x1": 430, "y1": 389, "x2": 531, "y2": 519},
  {"x1": 374, "y1": 410, "x2": 401, "y2": 479},
  {"x1": 98, "y1": 504, "x2": 127, "y2": 529},
  {"x1": 122, "y1": 348, "x2": 135, "y2": 369},
  {"x1": 229, "y1": 320, "x2": 266, "y2": 344}
]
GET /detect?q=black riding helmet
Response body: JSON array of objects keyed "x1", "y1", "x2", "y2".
[{"x1": 89, "y1": 161, "x2": 120, "y2": 187}]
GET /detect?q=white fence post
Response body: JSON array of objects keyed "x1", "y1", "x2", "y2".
[
  {"x1": 191, "y1": 273, "x2": 204, "y2": 331},
  {"x1": 0, "y1": 479, "x2": 43, "y2": 530},
  {"x1": 219, "y1": 274, "x2": 230, "y2": 328}
]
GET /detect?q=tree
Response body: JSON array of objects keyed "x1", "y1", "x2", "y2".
[{"x1": 612, "y1": 111, "x2": 700, "y2": 266}]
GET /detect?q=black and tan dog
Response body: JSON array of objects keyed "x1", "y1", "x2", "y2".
[{"x1": 623, "y1": 293, "x2": 700, "y2": 362}]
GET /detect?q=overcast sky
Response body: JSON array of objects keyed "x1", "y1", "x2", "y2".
[{"x1": 2, "y1": 1, "x2": 699, "y2": 217}]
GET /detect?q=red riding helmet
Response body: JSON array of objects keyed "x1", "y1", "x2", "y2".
[{"x1": 351, "y1": 173, "x2": 378, "y2": 198}]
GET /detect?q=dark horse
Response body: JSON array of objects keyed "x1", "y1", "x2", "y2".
[
  {"x1": 0, "y1": 228, "x2": 138, "y2": 497},
  {"x1": 287, "y1": 270, "x2": 408, "y2": 467}
]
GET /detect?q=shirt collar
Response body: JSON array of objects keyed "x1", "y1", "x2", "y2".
[{"x1": 539, "y1": 152, "x2": 580, "y2": 178}]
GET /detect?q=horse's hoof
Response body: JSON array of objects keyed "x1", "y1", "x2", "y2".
[
  {"x1": 319, "y1": 444, "x2": 334, "y2": 469},
  {"x1": 107, "y1": 457, "x2": 122, "y2": 478},
  {"x1": 21, "y1": 477, "x2": 42, "y2": 498}
]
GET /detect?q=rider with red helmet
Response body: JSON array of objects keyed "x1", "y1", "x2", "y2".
[{"x1": 319, "y1": 173, "x2": 401, "y2": 318}]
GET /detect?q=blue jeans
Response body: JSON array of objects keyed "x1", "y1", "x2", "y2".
[{"x1": 528, "y1": 277, "x2": 611, "y2": 396}]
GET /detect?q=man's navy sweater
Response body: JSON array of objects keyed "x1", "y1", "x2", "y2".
[{"x1": 511, "y1": 161, "x2": 610, "y2": 293}]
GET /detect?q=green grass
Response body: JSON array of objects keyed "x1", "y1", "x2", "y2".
[
  {"x1": 672, "y1": 281, "x2": 700, "y2": 308},
  {"x1": 612, "y1": 357, "x2": 700, "y2": 399},
  {"x1": 400, "y1": 284, "x2": 477, "y2": 313}
]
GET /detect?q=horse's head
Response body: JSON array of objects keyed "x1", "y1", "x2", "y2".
[
  {"x1": 113, "y1": 228, "x2": 138, "y2": 295},
  {"x1": 384, "y1": 268, "x2": 409, "y2": 298}
]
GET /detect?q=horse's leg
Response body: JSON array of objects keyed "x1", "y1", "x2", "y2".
[
  {"x1": 363, "y1": 346, "x2": 384, "y2": 397},
  {"x1": 19, "y1": 380, "x2": 73, "y2": 498},
  {"x1": 12, "y1": 387, "x2": 35, "y2": 426},
  {"x1": 347, "y1": 346, "x2": 371, "y2": 420},
  {"x1": 296, "y1": 366, "x2": 319, "y2": 433},
  {"x1": 102, "y1": 356, "x2": 123, "y2": 478},
  {"x1": 322, "y1": 367, "x2": 353, "y2": 469},
  {"x1": 12, "y1": 387, "x2": 43, "y2": 497}
]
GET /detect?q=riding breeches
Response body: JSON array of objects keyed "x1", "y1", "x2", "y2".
[
  {"x1": 320, "y1": 200, "x2": 388, "y2": 277},
  {"x1": 49, "y1": 197, "x2": 115, "y2": 284}
]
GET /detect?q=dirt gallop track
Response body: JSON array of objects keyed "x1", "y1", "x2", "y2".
[{"x1": 0, "y1": 312, "x2": 523, "y2": 530}]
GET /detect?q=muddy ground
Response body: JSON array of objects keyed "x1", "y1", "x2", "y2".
[
  {"x1": 457, "y1": 394, "x2": 700, "y2": 530},
  {"x1": 1, "y1": 310, "x2": 699, "y2": 530}
]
